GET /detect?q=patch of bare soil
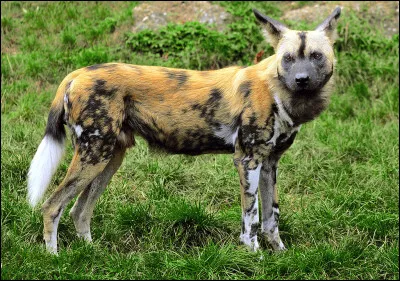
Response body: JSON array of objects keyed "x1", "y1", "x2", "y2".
[
  {"x1": 132, "y1": 1, "x2": 232, "y2": 32},
  {"x1": 281, "y1": 1, "x2": 399, "y2": 38}
]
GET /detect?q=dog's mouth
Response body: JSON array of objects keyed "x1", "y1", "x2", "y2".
[
  {"x1": 278, "y1": 73, "x2": 321, "y2": 96},
  {"x1": 277, "y1": 70, "x2": 331, "y2": 97},
  {"x1": 293, "y1": 88, "x2": 320, "y2": 96}
]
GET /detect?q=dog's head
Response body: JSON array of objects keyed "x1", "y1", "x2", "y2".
[{"x1": 254, "y1": 7, "x2": 341, "y2": 96}]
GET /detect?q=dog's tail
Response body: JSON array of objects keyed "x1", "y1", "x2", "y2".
[{"x1": 27, "y1": 82, "x2": 69, "y2": 208}]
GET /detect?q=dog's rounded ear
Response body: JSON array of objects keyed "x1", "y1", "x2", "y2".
[
  {"x1": 253, "y1": 8, "x2": 288, "y2": 50},
  {"x1": 315, "y1": 7, "x2": 341, "y2": 43}
]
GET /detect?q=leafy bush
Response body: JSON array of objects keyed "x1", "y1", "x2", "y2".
[
  {"x1": 125, "y1": 1, "x2": 283, "y2": 69},
  {"x1": 126, "y1": 22, "x2": 243, "y2": 70}
]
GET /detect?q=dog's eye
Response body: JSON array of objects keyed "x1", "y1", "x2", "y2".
[
  {"x1": 311, "y1": 52, "x2": 323, "y2": 60},
  {"x1": 284, "y1": 53, "x2": 293, "y2": 63}
]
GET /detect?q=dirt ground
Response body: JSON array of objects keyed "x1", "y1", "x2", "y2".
[
  {"x1": 132, "y1": 1, "x2": 232, "y2": 32},
  {"x1": 132, "y1": 1, "x2": 399, "y2": 37},
  {"x1": 281, "y1": 1, "x2": 399, "y2": 37}
]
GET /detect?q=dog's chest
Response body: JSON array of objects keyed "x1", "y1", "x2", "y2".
[
  {"x1": 267, "y1": 112, "x2": 300, "y2": 148},
  {"x1": 267, "y1": 95, "x2": 301, "y2": 148},
  {"x1": 215, "y1": 105, "x2": 300, "y2": 153}
]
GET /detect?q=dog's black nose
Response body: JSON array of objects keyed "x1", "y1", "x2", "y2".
[{"x1": 295, "y1": 73, "x2": 309, "y2": 86}]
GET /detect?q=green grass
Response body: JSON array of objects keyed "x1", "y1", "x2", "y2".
[{"x1": 1, "y1": 1, "x2": 399, "y2": 279}]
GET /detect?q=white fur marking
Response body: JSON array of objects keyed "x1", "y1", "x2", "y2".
[
  {"x1": 267, "y1": 113, "x2": 281, "y2": 146},
  {"x1": 240, "y1": 230, "x2": 259, "y2": 251},
  {"x1": 231, "y1": 127, "x2": 239, "y2": 145},
  {"x1": 240, "y1": 197, "x2": 260, "y2": 251},
  {"x1": 27, "y1": 136, "x2": 65, "y2": 207},
  {"x1": 88, "y1": 129, "x2": 100, "y2": 137},
  {"x1": 274, "y1": 95, "x2": 294, "y2": 126},
  {"x1": 69, "y1": 80, "x2": 75, "y2": 91},
  {"x1": 214, "y1": 125, "x2": 238, "y2": 146},
  {"x1": 248, "y1": 164, "x2": 262, "y2": 194},
  {"x1": 243, "y1": 156, "x2": 252, "y2": 161},
  {"x1": 77, "y1": 232, "x2": 92, "y2": 242},
  {"x1": 46, "y1": 207, "x2": 64, "y2": 255},
  {"x1": 240, "y1": 163, "x2": 262, "y2": 251},
  {"x1": 267, "y1": 108, "x2": 301, "y2": 147},
  {"x1": 73, "y1": 124, "x2": 83, "y2": 138},
  {"x1": 262, "y1": 212, "x2": 285, "y2": 251}
]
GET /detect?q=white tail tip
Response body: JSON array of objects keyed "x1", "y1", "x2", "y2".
[{"x1": 27, "y1": 135, "x2": 65, "y2": 208}]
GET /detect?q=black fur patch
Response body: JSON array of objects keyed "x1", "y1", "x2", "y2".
[
  {"x1": 276, "y1": 133, "x2": 288, "y2": 143},
  {"x1": 239, "y1": 112, "x2": 274, "y2": 156},
  {"x1": 45, "y1": 108, "x2": 66, "y2": 143},
  {"x1": 86, "y1": 63, "x2": 117, "y2": 71},
  {"x1": 64, "y1": 81, "x2": 73, "y2": 122},
  {"x1": 289, "y1": 95, "x2": 326, "y2": 125},
  {"x1": 271, "y1": 103, "x2": 279, "y2": 114},
  {"x1": 50, "y1": 206, "x2": 64, "y2": 221},
  {"x1": 238, "y1": 81, "x2": 252, "y2": 98},
  {"x1": 244, "y1": 194, "x2": 257, "y2": 213},
  {"x1": 274, "y1": 211, "x2": 280, "y2": 221},
  {"x1": 176, "y1": 72, "x2": 188, "y2": 86},
  {"x1": 250, "y1": 221, "x2": 259, "y2": 238},
  {"x1": 177, "y1": 134, "x2": 233, "y2": 155},
  {"x1": 164, "y1": 70, "x2": 188, "y2": 87},
  {"x1": 298, "y1": 32, "x2": 307, "y2": 58},
  {"x1": 253, "y1": 9, "x2": 284, "y2": 36},
  {"x1": 77, "y1": 126, "x2": 117, "y2": 165},
  {"x1": 75, "y1": 92, "x2": 117, "y2": 165},
  {"x1": 191, "y1": 88, "x2": 223, "y2": 127},
  {"x1": 209, "y1": 88, "x2": 223, "y2": 103},
  {"x1": 93, "y1": 79, "x2": 118, "y2": 98},
  {"x1": 273, "y1": 131, "x2": 297, "y2": 157}
]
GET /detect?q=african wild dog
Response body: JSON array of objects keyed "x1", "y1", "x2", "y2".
[{"x1": 27, "y1": 7, "x2": 341, "y2": 254}]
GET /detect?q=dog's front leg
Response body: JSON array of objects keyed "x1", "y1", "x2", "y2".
[
  {"x1": 233, "y1": 153, "x2": 262, "y2": 252},
  {"x1": 259, "y1": 156, "x2": 286, "y2": 251}
]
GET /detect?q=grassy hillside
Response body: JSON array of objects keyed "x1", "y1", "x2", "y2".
[{"x1": 1, "y1": 1, "x2": 398, "y2": 279}]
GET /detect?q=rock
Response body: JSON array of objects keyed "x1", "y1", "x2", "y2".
[{"x1": 132, "y1": 1, "x2": 232, "y2": 32}]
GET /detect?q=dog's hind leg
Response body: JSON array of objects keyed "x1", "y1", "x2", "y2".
[
  {"x1": 69, "y1": 144, "x2": 127, "y2": 242},
  {"x1": 41, "y1": 141, "x2": 115, "y2": 254}
]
